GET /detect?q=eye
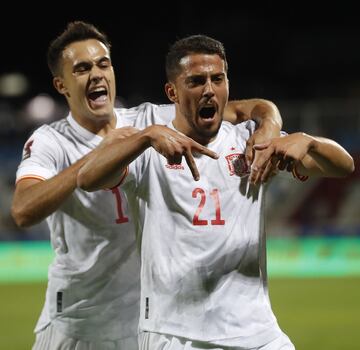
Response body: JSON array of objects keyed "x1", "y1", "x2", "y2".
[
  {"x1": 187, "y1": 76, "x2": 206, "y2": 87},
  {"x1": 98, "y1": 58, "x2": 112, "y2": 69},
  {"x1": 212, "y1": 75, "x2": 225, "y2": 84},
  {"x1": 74, "y1": 63, "x2": 91, "y2": 74}
]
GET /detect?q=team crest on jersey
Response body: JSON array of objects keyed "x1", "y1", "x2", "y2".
[
  {"x1": 225, "y1": 153, "x2": 249, "y2": 177},
  {"x1": 22, "y1": 140, "x2": 34, "y2": 160}
]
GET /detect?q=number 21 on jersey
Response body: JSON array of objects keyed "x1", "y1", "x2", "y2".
[
  {"x1": 111, "y1": 187, "x2": 129, "y2": 224},
  {"x1": 192, "y1": 188, "x2": 225, "y2": 226}
]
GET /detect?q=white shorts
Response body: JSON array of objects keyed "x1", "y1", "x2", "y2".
[
  {"x1": 138, "y1": 331, "x2": 295, "y2": 350},
  {"x1": 32, "y1": 323, "x2": 138, "y2": 350}
]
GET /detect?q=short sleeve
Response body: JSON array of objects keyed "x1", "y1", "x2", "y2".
[{"x1": 16, "y1": 127, "x2": 62, "y2": 183}]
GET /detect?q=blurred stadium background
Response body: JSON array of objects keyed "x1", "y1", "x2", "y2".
[{"x1": 0, "y1": 5, "x2": 359, "y2": 349}]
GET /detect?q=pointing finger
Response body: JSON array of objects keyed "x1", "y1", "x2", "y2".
[
  {"x1": 184, "y1": 151, "x2": 200, "y2": 181},
  {"x1": 194, "y1": 144, "x2": 219, "y2": 160}
]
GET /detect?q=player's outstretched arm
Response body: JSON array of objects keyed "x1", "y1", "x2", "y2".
[
  {"x1": 78, "y1": 125, "x2": 218, "y2": 191},
  {"x1": 250, "y1": 132, "x2": 354, "y2": 184}
]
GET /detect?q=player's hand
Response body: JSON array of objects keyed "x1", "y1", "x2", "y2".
[
  {"x1": 249, "y1": 132, "x2": 312, "y2": 184},
  {"x1": 245, "y1": 126, "x2": 280, "y2": 184},
  {"x1": 146, "y1": 125, "x2": 218, "y2": 181}
]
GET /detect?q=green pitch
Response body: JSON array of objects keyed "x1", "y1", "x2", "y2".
[
  {"x1": 270, "y1": 277, "x2": 360, "y2": 349},
  {"x1": 1, "y1": 278, "x2": 359, "y2": 349}
]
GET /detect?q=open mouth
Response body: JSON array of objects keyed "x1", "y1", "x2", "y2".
[
  {"x1": 87, "y1": 87, "x2": 108, "y2": 106},
  {"x1": 199, "y1": 105, "x2": 216, "y2": 119}
]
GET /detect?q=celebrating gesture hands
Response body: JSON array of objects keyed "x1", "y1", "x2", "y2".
[
  {"x1": 146, "y1": 125, "x2": 219, "y2": 181},
  {"x1": 249, "y1": 132, "x2": 313, "y2": 184}
]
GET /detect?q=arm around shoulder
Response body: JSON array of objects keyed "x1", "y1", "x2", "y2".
[{"x1": 224, "y1": 98, "x2": 282, "y2": 131}]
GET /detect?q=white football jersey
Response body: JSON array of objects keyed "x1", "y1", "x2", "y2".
[
  {"x1": 123, "y1": 120, "x2": 283, "y2": 348},
  {"x1": 15, "y1": 102, "x2": 175, "y2": 341}
]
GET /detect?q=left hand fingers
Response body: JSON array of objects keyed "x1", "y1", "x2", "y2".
[
  {"x1": 249, "y1": 146, "x2": 275, "y2": 184},
  {"x1": 261, "y1": 156, "x2": 279, "y2": 183},
  {"x1": 286, "y1": 159, "x2": 295, "y2": 172},
  {"x1": 277, "y1": 158, "x2": 287, "y2": 171},
  {"x1": 245, "y1": 138, "x2": 254, "y2": 167}
]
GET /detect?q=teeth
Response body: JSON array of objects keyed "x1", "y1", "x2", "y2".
[{"x1": 91, "y1": 87, "x2": 106, "y2": 93}]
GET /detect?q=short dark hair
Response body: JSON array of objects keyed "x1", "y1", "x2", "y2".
[
  {"x1": 47, "y1": 21, "x2": 111, "y2": 77},
  {"x1": 165, "y1": 35, "x2": 228, "y2": 82}
]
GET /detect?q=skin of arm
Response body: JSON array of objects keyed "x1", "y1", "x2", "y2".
[
  {"x1": 11, "y1": 156, "x2": 89, "y2": 227},
  {"x1": 224, "y1": 99, "x2": 282, "y2": 166},
  {"x1": 11, "y1": 127, "x2": 139, "y2": 228},
  {"x1": 250, "y1": 132, "x2": 355, "y2": 184},
  {"x1": 77, "y1": 125, "x2": 219, "y2": 191},
  {"x1": 297, "y1": 135, "x2": 355, "y2": 177},
  {"x1": 224, "y1": 99, "x2": 282, "y2": 130},
  {"x1": 78, "y1": 100, "x2": 283, "y2": 192}
]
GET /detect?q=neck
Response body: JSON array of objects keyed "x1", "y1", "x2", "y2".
[
  {"x1": 172, "y1": 118, "x2": 214, "y2": 146},
  {"x1": 72, "y1": 112, "x2": 116, "y2": 136}
]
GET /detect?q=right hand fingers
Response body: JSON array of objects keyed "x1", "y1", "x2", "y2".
[
  {"x1": 192, "y1": 142, "x2": 218, "y2": 160},
  {"x1": 184, "y1": 151, "x2": 200, "y2": 181},
  {"x1": 183, "y1": 140, "x2": 218, "y2": 181}
]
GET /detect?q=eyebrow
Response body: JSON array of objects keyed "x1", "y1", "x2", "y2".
[
  {"x1": 185, "y1": 72, "x2": 226, "y2": 81},
  {"x1": 73, "y1": 56, "x2": 111, "y2": 69}
]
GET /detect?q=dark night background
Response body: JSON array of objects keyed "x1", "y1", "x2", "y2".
[
  {"x1": 1, "y1": 7, "x2": 359, "y2": 349},
  {"x1": 0, "y1": 4, "x2": 359, "y2": 241},
  {"x1": 2, "y1": 4, "x2": 360, "y2": 105}
]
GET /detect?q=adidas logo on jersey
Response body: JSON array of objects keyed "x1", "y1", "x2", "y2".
[
  {"x1": 165, "y1": 163, "x2": 185, "y2": 170},
  {"x1": 225, "y1": 153, "x2": 249, "y2": 177}
]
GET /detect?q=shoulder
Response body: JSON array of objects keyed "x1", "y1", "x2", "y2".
[
  {"x1": 29, "y1": 119, "x2": 68, "y2": 138},
  {"x1": 118, "y1": 102, "x2": 175, "y2": 129},
  {"x1": 115, "y1": 102, "x2": 158, "y2": 117},
  {"x1": 32, "y1": 118, "x2": 70, "y2": 138},
  {"x1": 155, "y1": 103, "x2": 175, "y2": 114},
  {"x1": 116, "y1": 102, "x2": 174, "y2": 117},
  {"x1": 23, "y1": 119, "x2": 73, "y2": 156},
  {"x1": 221, "y1": 120, "x2": 256, "y2": 135},
  {"x1": 115, "y1": 102, "x2": 157, "y2": 126}
]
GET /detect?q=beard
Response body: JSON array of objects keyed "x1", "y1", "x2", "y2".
[{"x1": 187, "y1": 116, "x2": 222, "y2": 145}]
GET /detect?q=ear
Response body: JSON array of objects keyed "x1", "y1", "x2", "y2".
[
  {"x1": 165, "y1": 82, "x2": 178, "y2": 103},
  {"x1": 53, "y1": 76, "x2": 70, "y2": 97}
]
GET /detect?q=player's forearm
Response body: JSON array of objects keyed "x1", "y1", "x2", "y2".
[
  {"x1": 12, "y1": 159, "x2": 86, "y2": 227},
  {"x1": 299, "y1": 136, "x2": 354, "y2": 177},
  {"x1": 250, "y1": 99, "x2": 282, "y2": 130},
  {"x1": 78, "y1": 128, "x2": 152, "y2": 191},
  {"x1": 224, "y1": 99, "x2": 282, "y2": 130}
]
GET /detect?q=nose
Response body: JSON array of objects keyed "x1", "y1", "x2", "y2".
[
  {"x1": 203, "y1": 80, "x2": 215, "y2": 99},
  {"x1": 89, "y1": 66, "x2": 104, "y2": 83}
]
